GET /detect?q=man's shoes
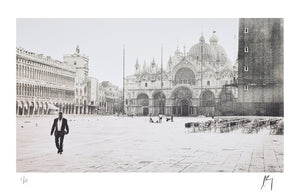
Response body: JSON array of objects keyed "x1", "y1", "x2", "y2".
[
  {"x1": 59, "y1": 151, "x2": 62, "y2": 154},
  {"x1": 57, "y1": 150, "x2": 60, "y2": 154}
]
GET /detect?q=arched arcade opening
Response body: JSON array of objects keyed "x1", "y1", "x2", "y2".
[
  {"x1": 137, "y1": 93, "x2": 149, "y2": 116},
  {"x1": 152, "y1": 91, "x2": 166, "y2": 115},
  {"x1": 199, "y1": 90, "x2": 215, "y2": 116},
  {"x1": 171, "y1": 86, "x2": 194, "y2": 116}
]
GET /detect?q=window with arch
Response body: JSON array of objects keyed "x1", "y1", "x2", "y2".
[{"x1": 175, "y1": 67, "x2": 196, "y2": 85}]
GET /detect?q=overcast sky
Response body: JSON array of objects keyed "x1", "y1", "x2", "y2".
[{"x1": 17, "y1": 18, "x2": 238, "y2": 87}]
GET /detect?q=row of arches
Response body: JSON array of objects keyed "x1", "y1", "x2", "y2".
[
  {"x1": 16, "y1": 101, "x2": 93, "y2": 116},
  {"x1": 172, "y1": 66, "x2": 234, "y2": 86},
  {"x1": 130, "y1": 86, "x2": 234, "y2": 116},
  {"x1": 16, "y1": 101, "x2": 74, "y2": 116},
  {"x1": 135, "y1": 88, "x2": 232, "y2": 106},
  {"x1": 138, "y1": 72, "x2": 169, "y2": 82}
]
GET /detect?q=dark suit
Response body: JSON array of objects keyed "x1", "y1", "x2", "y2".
[{"x1": 51, "y1": 118, "x2": 69, "y2": 153}]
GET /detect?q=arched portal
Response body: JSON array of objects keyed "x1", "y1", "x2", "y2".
[
  {"x1": 200, "y1": 90, "x2": 215, "y2": 106},
  {"x1": 218, "y1": 87, "x2": 235, "y2": 115},
  {"x1": 200, "y1": 90, "x2": 215, "y2": 116},
  {"x1": 178, "y1": 99, "x2": 190, "y2": 116},
  {"x1": 171, "y1": 86, "x2": 193, "y2": 116},
  {"x1": 137, "y1": 93, "x2": 149, "y2": 116},
  {"x1": 172, "y1": 86, "x2": 193, "y2": 99},
  {"x1": 153, "y1": 91, "x2": 166, "y2": 115},
  {"x1": 174, "y1": 67, "x2": 196, "y2": 85}
]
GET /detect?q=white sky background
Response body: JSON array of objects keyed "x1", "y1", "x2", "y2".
[{"x1": 17, "y1": 18, "x2": 238, "y2": 87}]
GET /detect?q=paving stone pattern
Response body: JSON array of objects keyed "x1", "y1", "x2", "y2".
[{"x1": 16, "y1": 115, "x2": 283, "y2": 172}]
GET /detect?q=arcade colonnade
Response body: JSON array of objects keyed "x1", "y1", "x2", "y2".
[
  {"x1": 126, "y1": 85, "x2": 235, "y2": 117},
  {"x1": 16, "y1": 47, "x2": 81, "y2": 116}
]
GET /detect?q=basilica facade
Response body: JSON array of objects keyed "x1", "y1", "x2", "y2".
[{"x1": 125, "y1": 33, "x2": 238, "y2": 116}]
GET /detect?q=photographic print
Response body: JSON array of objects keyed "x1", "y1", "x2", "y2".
[{"x1": 16, "y1": 18, "x2": 283, "y2": 173}]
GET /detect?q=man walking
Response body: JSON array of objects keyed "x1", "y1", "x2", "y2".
[{"x1": 50, "y1": 112, "x2": 69, "y2": 154}]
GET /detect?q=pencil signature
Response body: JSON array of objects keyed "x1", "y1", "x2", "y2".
[
  {"x1": 20, "y1": 176, "x2": 28, "y2": 184},
  {"x1": 261, "y1": 175, "x2": 273, "y2": 191}
]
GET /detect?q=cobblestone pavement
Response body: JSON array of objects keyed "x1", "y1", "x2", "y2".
[{"x1": 16, "y1": 115, "x2": 283, "y2": 172}]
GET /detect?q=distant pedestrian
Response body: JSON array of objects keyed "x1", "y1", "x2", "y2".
[
  {"x1": 158, "y1": 113, "x2": 163, "y2": 123},
  {"x1": 149, "y1": 115, "x2": 154, "y2": 123},
  {"x1": 171, "y1": 115, "x2": 173, "y2": 122},
  {"x1": 50, "y1": 112, "x2": 69, "y2": 154}
]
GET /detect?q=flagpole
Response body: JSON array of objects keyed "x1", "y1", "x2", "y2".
[
  {"x1": 123, "y1": 45, "x2": 125, "y2": 115},
  {"x1": 160, "y1": 44, "x2": 163, "y2": 115}
]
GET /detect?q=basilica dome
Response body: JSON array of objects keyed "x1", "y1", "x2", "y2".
[
  {"x1": 189, "y1": 42, "x2": 217, "y2": 61},
  {"x1": 188, "y1": 33, "x2": 231, "y2": 65},
  {"x1": 209, "y1": 33, "x2": 219, "y2": 43}
]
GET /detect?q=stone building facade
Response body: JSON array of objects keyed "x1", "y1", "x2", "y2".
[
  {"x1": 100, "y1": 81, "x2": 123, "y2": 114},
  {"x1": 237, "y1": 18, "x2": 284, "y2": 116},
  {"x1": 16, "y1": 47, "x2": 76, "y2": 115},
  {"x1": 16, "y1": 46, "x2": 123, "y2": 116},
  {"x1": 63, "y1": 46, "x2": 89, "y2": 114},
  {"x1": 96, "y1": 84, "x2": 106, "y2": 115},
  {"x1": 125, "y1": 32, "x2": 238, "y2": 116},
  {"x1": 87, "y1": 77, "x2": 100, "y2": 114}
]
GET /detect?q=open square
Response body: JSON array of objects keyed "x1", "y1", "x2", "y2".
[
  {"x1": 16, "y1": 18, "x2": 284, "y2": 174},
  {"x1": 17, "y1": 115, "x2": 283, "y2": 172}
]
